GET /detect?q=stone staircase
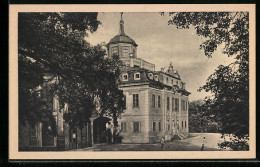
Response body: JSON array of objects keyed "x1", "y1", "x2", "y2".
[{"x1": 171, "y1": 133, "x2": 188, "y2": 140}]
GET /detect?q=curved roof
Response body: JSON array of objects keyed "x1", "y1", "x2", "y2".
[{"x1": 108, "y1": 34, "x2": 138, "y2": 47}]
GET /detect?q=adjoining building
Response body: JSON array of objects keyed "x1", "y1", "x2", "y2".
[
  {"x1": 18, "y1": 13, "x2": 190, "y2": 151},
  {"x1": 107, "y1": 14, "x2": 190, "y2": 143}
]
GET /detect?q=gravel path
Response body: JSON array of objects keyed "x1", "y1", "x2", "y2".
[{"x1": 70, "y1": 133, "x2": 227, "y2": 151}]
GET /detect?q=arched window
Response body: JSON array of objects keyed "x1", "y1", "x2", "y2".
[
  {"x1": 152, "y1": 94, "x2": 155, "y2": 108},
  {"x1": 172, "y1": 98, "x2": 174, "y2": 112},
  {"x1": 175, "y1": 98, "x2": 179, "y2": 111},
  {"x1": 158, "y1": 96, "x2": 161, "y2": 108},
  {"x1": 154, "y1": 75, "x2": 158, "y2": 81},
  {"x1": 167, "y1": 97, "x2": 170, "y2": 110},
  {"x1": 122, "y1": 73, "x2": 128, "y2": 81},
  {"x1": 134, "y1": 72, "x2": 141, "y2": 80},
  {"x1": 148, "y1": 73, "x2": 153, "y2": 79}
]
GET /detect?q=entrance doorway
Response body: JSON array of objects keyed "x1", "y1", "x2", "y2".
[
  {"x1": 93, "y1": 117, "x2": 111, "y2": 144},
  {"x1": 42, "y1": 124, "x2": 54, "y2": 147}
]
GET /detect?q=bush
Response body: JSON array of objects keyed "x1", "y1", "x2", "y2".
[{"x1": 218, "y1": 135, "x2": 249, "y2": 151}]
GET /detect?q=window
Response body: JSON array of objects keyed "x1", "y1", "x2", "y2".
[
  {"x1": 172, "y1": 98, "x2": 174, "y2": 112},
  {"x1": 121, "y1": 122, "x2": 127, "y2": 132},
  {"x1": 152, "y1": 122, "x2": 156, "y2": 132},
  {"x1": 158, "y1": 96, "x2": 161, "y2": 108},
  {"x1": 167, "y1": 120, "x2": 170, "y2": 131},
  {"x1": 133, "y1": 122, "x2": 140, "y2": 132},
  {"x1": 166, "y1": 77, "x2": 168, "y2": 84},
  {"x1": 185, "y1": 121, "x2": 187, "y2": 128},
  {"x1": 167, "y1": 97, "x2": 170, "y2": 110},
  {"x1": 134, "y1": 72, "x2": 140, "y2": 80},
  {"x1": 149, "y1": 73, "x2": 153, "y2": 79},
  {"x1": 152, "y1": 94, "x2": 155, "y2": 108},
  {"x1": 181, "y1": 100, "x2": 185, "y2": 111},
  {"x1": 133, "y1": 94, "x2": 139, "y2": 107},
  {"x1": 172, "y1": 119, "x2": 175, "y2": 128},
  {"x1": 111, "y1": 47, "x2": 118, "y2": 55},
  {"x1": 186, "y1": 101, "x2": 188, "y2": 111},
  {"x1": 154, "y1": 75, "x2": 158, "y2": 81},
  {"x1": 122, "y1": 73, "x2": 128, "y2": 81},
  {"x1": 175, "y1": 98, "x2": 179, "y2": 111},
  {"x1": 123, "y1": 95, "x2": 126, "y2": 107},
  {"x1": 158, "y1": 122, "x2": 161, "y2": 131},
  {"x1": 172, "y1": 79, "x2": 173, "y2": 85},
  {"x1": 182, "y1": 121, "x2": 184, "y2": 129},
  {"x1": 122, "y1": 47, "x2": 129, "y2": 57}
]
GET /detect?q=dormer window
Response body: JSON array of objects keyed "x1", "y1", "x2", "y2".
[
  {"x1": 148, "y1": 73, "x2": 153, "y2": 79},
  {"x1": 154, "y1": 75, "x2": 158, "y2": 81},
  {"x1": 122, "y1": 73, "x2": 128, "y2": 81},
  {"x1": 134, "y1": 72, "x2": 140, "y2": 80}
]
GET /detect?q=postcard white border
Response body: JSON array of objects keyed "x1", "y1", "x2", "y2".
[{"x1": 9, "y1": 4, "x2": 256, "y2": 159}]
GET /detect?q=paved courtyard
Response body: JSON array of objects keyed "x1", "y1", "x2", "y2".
[{"x1": 70, "y1": 133, "x2": 229, "y2": 151}]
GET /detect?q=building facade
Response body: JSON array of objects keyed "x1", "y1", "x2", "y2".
[
  {"x1": 19, "y1": 13, "x2": 190, "y2": 150},
  {"x1": 107, "y1": 14, "x2": 190, "y2": 143}
]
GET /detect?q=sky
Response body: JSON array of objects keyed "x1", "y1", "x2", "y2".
[{"x1": 86, "y1": 12, "x2": 234, "y2": 101}]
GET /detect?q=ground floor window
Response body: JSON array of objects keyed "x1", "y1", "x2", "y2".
[
  {"x1": 133, "y1": 122, "x2": 140, "y2": 132},
  {"x1": 166, "y1": 120, "x2": 170, "y2": 131},
  {"x1": 152, "y1": 122, "x2": 156, "y2": 132},
  {"x1": 121, "y1": 122, "x2": 127, "y2": 132},
  {"x1": 182, "y1": 121, "x2": 184, "y2": 129},
  {"x1": 158, "y1": 122, "x2": 161, "y2": 131}
]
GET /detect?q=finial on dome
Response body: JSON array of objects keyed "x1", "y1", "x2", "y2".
[
  {"x1": 120, "y1": 12, "x2": 123, "y2": 20},
  {"x1": 119, "y1": 12, "x2": 125, "y2": 35}
]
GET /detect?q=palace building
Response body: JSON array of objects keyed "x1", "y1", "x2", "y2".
[
  {"x1": 19, "y1": 13, "x2": 190, "y2": 151},
  {"x1": 108, "y1": 14, "x2": 190, "y2": 143}
]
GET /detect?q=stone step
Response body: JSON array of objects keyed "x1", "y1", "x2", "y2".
[{"x1": 171, "y1": 134, "x2": 182, "y2": 140}]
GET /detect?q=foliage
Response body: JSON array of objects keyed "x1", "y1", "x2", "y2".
[
  {"x1": 218, "y1": 134, "x2": 249, "y2": 151},
  {"x1": 189, "y1": 100, "x2": 221, "y2": 133},
  {"x1": 165, "y1": 12, "x2": 249, "y2": 150},
  {"x1": 19, "y1": 13, "x2": 125, "y2": 132}
]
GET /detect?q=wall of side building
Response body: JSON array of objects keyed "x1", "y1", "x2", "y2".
[
  {"x1": 118, "y1": 85, "x2": 150, "y2": 143},
  {"x1": 19, "y1": 93, "x2": 92, "y2": 151}
]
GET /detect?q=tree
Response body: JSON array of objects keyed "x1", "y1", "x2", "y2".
[
  {"x1": 189, "y1": 100, "x2": 221, "y2": 133},
  {"x1": 164, "y1": 12, "x2": 249, "y2": 150},
  {"x1": 19, "y1": 13, "x2": 125, "y2": 134}
]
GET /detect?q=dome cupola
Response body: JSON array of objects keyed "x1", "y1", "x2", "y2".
[{"x1": 108, "y1": 13, "x2": 138, "y2": 58}]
